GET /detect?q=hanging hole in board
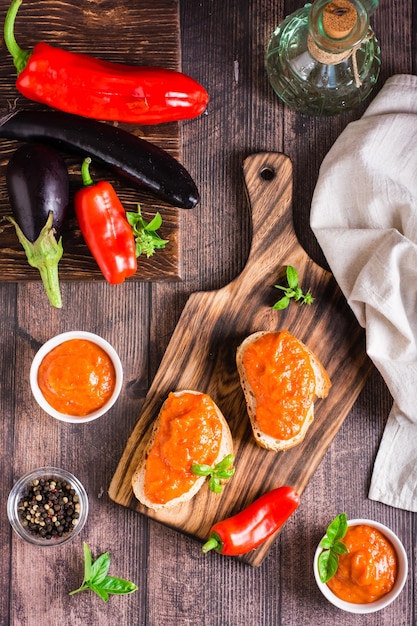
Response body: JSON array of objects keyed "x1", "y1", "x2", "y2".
[{"x1": 260, "y1": 166, "x2": 275, "y2": 181}]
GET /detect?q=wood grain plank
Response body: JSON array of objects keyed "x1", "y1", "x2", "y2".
[
  {"x1": 109, "y1": 152, "x2": 373, "y2": 566},
  {"x1": 0, "y1": 284, "x2": 16, "y2": 624},
  {"x1": 0, "y1": 0, "x2": 183, "y2": 282},
  {"x1": 10, "y1": 279, "x2": 152, "y2": 626}
]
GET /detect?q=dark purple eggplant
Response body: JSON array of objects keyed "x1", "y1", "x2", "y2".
[
  {"x1": 6, "y1": 143, "x2": 70, "y2": 308},
  {"x1": 7, "y1": 143, "x2": 69, "y2": 241},
  {"x1": 0, "y1": 109, "x2": 200, "y2": 209}
]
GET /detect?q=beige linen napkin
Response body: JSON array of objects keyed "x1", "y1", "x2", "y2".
[{"x1": 310, "y1": 74, "x2": 417, "y2": 513}]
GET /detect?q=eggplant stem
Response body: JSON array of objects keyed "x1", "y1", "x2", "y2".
[
  {"x1": 36, "y1": 256, "x2": 63, "y2": 309},
  {"x1": 8, "y1": 212, "x2": 63, "y2": 308}
]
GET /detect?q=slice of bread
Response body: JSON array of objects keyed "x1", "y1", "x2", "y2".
[
  {"x1": 236, "y1": 330, "x2": 331, "y2": 451},
  {"x1": 132, "y1": 390, "x2": 233, "y2": 510}
]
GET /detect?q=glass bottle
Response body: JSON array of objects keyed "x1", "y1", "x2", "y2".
[{"x1": 265, "y1": 0, "x2": 381, "y2": 116}]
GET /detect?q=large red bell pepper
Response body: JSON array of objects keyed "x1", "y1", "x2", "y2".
[
  {"x1": 75, "y1": 158, "x2": 137, "y2": 284},
  {"x1": 4, "y1": 0, "x2": 209, "y2": 125}
]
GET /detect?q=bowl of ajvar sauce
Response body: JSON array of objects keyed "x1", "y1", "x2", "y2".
[
  {"x1": 314, "y1": 518, "x2": 408, "y2": 613},
  {"x1": 30, "y1": 331, "x2": 123, "y2": 423}
]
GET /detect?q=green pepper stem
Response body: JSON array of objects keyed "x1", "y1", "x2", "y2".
[
  {"x1": 4, "y1": 0, "x2": 31, "y2": 75},
  {"x1": 202, "y1": 535, "x2": 222, "y2": 554},
  {"x1": 81, "y1": 157, "x2": 94, "y2": 187},
  {"x1": 8, "y1": 212, "x2": 63, "y2": 308}
]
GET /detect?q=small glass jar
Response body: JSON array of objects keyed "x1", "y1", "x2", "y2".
[
  {"x1": 266, "y1": 0, "x2": 381, "y2": 116},
  {"x1": 7, "y1": 467, "x2": 89, "y2": 546}
]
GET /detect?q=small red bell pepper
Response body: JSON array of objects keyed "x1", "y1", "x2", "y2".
[
  {"x1": 4, "y1": 0, "x2": 209, "y2": 125},
  {"x1": 75, "y1": 158, "x2": 137, "y2": 284},
  {"x1": 202, "y1": 486, "x2": 300, "y2": 556}
]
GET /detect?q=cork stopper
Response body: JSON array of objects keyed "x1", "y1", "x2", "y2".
[{"x1": 322, "y1": 0, "x2": 357, "y2": 39}]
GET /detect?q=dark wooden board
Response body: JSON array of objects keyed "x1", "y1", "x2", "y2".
[
  {"x1": 0, "y1": 0, "x2": 182, "y2": 282},
  {"x1": 108, "y1": 152, "x2": 373, "y2": 566}
]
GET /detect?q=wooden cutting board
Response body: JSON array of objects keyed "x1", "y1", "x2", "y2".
[
  {"x1": 0, "y1": 0, "x2": 182, "y2": 281},
  {"x1": 109, "y1": 152, "x2": 373, "y2": 566}
]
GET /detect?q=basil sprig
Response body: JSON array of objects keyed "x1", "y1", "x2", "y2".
[
  {"x1": 191, "y1": 454, "x2": 235, "y2": 493},
  {"x1": 69, "y1": 542, "x2": 138, "y2": 602},
  {"x1": 126, "y1": 204, "x2": 168, "y2": 258},
  {"x1": 318, "y1": 513, "x2": 349, "y2": 583},
  {"x1": 273, "y1": 265, "x2": 314, "y2": 310}
]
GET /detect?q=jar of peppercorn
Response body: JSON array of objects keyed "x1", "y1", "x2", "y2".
[{"x1": 7, "y1": 467, "x2": 89, "y2": 546}]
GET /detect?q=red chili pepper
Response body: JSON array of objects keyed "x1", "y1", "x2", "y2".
[
  {"x1": 202, "y1": 486, "x2": 300, "y2": 555},
  {"x1": 75, "y1": 158, "x2": 137, "y2": 284},
  {"x1": 4, "y1": 0, "x2": 209, "y2": 125}
]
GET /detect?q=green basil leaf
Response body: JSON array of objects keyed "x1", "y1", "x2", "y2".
[
  {"x1": 318, "y1": 549, "x2": 331, "y2": 582},
  {"x1": 145, "y1": 213, "x2": 163, "y2": 231},
  {"x1": 318, "y1": 549, "x2": 339, "y2": 583},
  {"x1": 191, "y1": 463, "x2": 212, "y2": 476},
  {"x1": 325, "y1": 513, "x2": 347, "y2": 542},
  {"x1": 90, "y1": 584, "x2": 109, "y2": 602},
  {"x1": 319, "y1": 537, "x2": 334, "y2": 550},
  {"x1": 125, "y1": 212, "x2": 137, "y2": 228},
  {"x1": 215, "y1": 468, "x2": 236, "y2": 480},
  {"x1": 334, "y1": 513, "x2": 348, "y2": 540},
  {"x1": 99, "y1": 576, "x2": 138, "y2": 595},
  {"x1": 89, "y1": 552, "x2": 111, "y2": 586},
  {"x1": 273, "y1": 296, "x2": 290, "y2": 310},
  {"x1": 214, "y1": 454, "x2": 235, "y2": 471},
  {"x1": 286, "y1": 265, "x2": 299, "y2": 289},
  {"x1": 209, "y1": 476, "x2": 223, "y2": 493},
  {"x1": 326, "y1": 551, "x2": 339, "y2": 581},
  {"x1": 332, "y1": 540, "x2": 349, "y2": 555},
  {"x1": 126, "y1": 212, "x2": 146, "y2": 234}
]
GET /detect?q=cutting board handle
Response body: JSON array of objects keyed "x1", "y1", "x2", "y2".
[{"x1": 234, "y1": 152, "x2": 308, "y2": 295}]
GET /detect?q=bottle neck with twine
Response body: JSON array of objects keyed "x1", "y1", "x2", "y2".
[{"x1": 307, "y1": 0, "x2": 371, "y2": 88}]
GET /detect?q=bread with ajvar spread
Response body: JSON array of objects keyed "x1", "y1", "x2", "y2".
[
  {"x1": 131, "y1": 390, "x2": 234, "y2": 511},
  {"x1": 236, "y1": 330, "x2": 331, "y2": 452}
]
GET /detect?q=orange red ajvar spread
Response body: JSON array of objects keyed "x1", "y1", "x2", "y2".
[
  {"x1": 242, "y1": 330, "x2": 315, "y2": 440},
  {"x1": 144, "y1": 392, "x2": 223, "y2": 504},
  {"x1": 38, "y1": 339, "x2": 116, "y2": 416},
  {"x1": 327, "y1": 524, "x2": 398, "y2": 604}
]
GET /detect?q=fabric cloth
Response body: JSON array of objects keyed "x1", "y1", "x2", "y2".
[{"x1": 310, "y1": 74, "x2": 417, "y2": 512}]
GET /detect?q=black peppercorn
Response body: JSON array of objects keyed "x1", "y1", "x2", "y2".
[{"x1": 17, "y1": 475, "x2": 82, "y2": 541}]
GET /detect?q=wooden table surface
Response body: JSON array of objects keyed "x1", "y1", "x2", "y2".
[{"x1": 0, "y1": 1, "x2": 415, "y2": 625}]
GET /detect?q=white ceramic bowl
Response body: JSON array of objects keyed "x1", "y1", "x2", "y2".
[
  {"x1": 7, "y1": 466, "x2": 89, "y2": 546},
  {"x1": 30, "y1": 331, "x2": 123, "y2": 423},
  {"x1": 313, "y1": 518, "x2": 408, "y2": 613}
]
